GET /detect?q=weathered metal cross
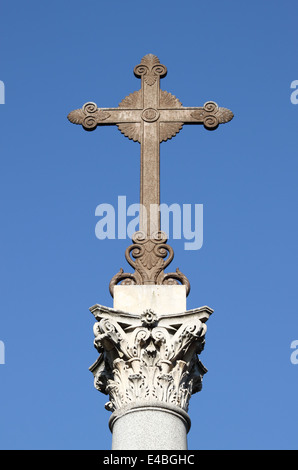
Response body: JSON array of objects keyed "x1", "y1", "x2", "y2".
[{"x1": 68, "y1": 54, "x2": 233, "y2": 295}]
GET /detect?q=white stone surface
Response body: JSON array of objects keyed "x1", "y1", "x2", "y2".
[
  {"x1": 110, "y1": 402, "x2": 190, "y2": 450},
  {"x1": 113, "y1": 285, "x2": 187, "y2": 315}
]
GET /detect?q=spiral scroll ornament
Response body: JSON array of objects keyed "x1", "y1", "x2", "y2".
[
  {"x1": 83, "y1": 102, "x2": 98, "y2": 114},
  {"x1": 134, "y1": 54, "x2": 167, "y2": 86},
  {"x1": 201, "y1": 101, "x2": 218, "y2": 129},
  {"x1": 82, "y1": 114, "x2": 97, "y2": 130},
  {"x1": 190, "y1": 101, "x2": 233, "y2": 130},
  {"x1": 67, "y1": 101, "x2": 111, "y2": 131},
  {"x1": 203, "y1": 101, "x2": 218, "y2": 113},
  {"x1": 109, "y1": 231, "x2": 190, "y2": 297}
]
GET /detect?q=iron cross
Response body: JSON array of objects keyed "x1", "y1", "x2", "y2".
[{"x1": 68, "y1": 53, "x2": 233, "y2": 237}]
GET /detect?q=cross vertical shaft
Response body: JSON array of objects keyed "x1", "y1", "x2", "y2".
[
  {"x1": 135, "y1": 55, "x2": 167, "y2": 236},
  {"x1": 140, "y1": 119, "x2": 160, "y2": 235}
]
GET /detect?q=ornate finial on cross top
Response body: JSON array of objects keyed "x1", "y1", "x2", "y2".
[{"x1": 68, "y1": 54, "x2": 233, "y2": 296}]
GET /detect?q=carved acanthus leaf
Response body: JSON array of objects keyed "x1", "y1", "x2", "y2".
[
  {"x1": 160, "y1": 122, "x2": 183, "y2": 143},
  {"x1": 116, "y1": 123, "x2": 141, "y2": 143},
  {"x1": 118, "y1": 89, "x2": 142, "y2": 109},
  {"x1": 67, "y1": 109, "x2": 84, "y2": 125},
  {"x1": 216, "y1": 107, "x2": 234, "y2": 124},
  {"x1": 190, "y1": 109, "x2": 205, "y2": 121},
  {"x1": 97, "y1": 110, "x2": 111, "y2": 121},
  {"x1": 160, "y1": 90, "x2": 183, "y2": 108}
]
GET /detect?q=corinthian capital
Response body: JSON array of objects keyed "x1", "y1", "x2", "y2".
[{"x1": 89, "y1": 304, "x2": 213, "y2": 413}]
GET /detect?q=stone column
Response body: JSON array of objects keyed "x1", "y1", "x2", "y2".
[{"x1": 89, "y1": 285, "x2": 213, "y2": 450}]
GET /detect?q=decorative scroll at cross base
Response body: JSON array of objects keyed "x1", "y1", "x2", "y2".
[
  {"x1": 68, "y1": 54, "x2": 233, "y2": 297},
  {"x1": 89, "y1": 302, "x2": 213, "y2": 414},
  {"x1": 109, "y1": 230, "x2": 191, "y2": 297}
]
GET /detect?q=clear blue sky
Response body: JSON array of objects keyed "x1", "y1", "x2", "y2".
[{"x1": 0, "y1": 0, "x2": 298, "y2": 450}]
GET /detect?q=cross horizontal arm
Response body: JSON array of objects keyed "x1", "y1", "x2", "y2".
[
  {"x1": 159, "y1": 101, "x2": 233, "y2": 130},
  {"x1": 67, "y1": 102, "x2": 141, "y2": 130}
]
